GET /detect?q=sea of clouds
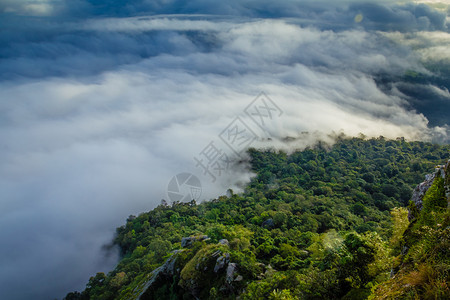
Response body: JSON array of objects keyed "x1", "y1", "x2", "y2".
[{"x1": 0, "y1": 0, "x2": 449, "y2": 299}]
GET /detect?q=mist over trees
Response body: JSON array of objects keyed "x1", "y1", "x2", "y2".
[{"x1": 67, "y1": 137, "x2": 450, "y2": 299}]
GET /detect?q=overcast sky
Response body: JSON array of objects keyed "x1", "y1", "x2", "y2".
[{"x1": 0, "y1": 1, "x2": 449, "y2": 299}]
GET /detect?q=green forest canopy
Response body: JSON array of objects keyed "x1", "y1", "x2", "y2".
[{"x1": 65, "y1": 137, "x2": 450, "y2": 300}]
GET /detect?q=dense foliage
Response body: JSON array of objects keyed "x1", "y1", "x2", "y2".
[
  {"x1": 370, "y1": 162, "x2": 450, "y2": 299},
  {"x1": 65, "y1": 137, "x2": 450, "y2": 300}
]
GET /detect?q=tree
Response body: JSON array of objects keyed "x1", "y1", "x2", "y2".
[
  {"x1": 390, "y1": 207, "x2": 409, "y2": 251},
  {"x1": 339, "y1": 233, "x2": 377, "y2": 288},
  {"x1": 351, "y1": 202, "x2": 367, "y2": 216},
  {"x1": 110, "y1": 272, "x2": 128, "y2": 288}
]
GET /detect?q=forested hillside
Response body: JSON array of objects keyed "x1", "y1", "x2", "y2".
[{"x1": 65, "y1": 137, "x2": 450, "y2": 300}]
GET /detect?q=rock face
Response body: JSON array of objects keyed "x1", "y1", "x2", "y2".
[
  {"x1": 140, "y1": 237, "x2": 241, "y2": 299},
  {"x1": 409, "y1": 173, "x2": 436, "y2": 219},
  {"x1": 218, "y1": 239, "x2": 229, "y2": 246},
  {"x1": 181, "y1": 235, "x2": 210, "y2": 248},
  {"x1": 139, "y1": 250, "x2": 182, "y2": 299},
  {"x1": 409, "y1": 160, "x2": 449, "y2": 221},
  {"x1": 445, "y1": 160, "x2": 450, "y2": 205},
  {"x1": 225, "y1": 263, "x2": 237, "y2": 283},
  {"x1": 214, "y1": 253, "x2": 230, "y2": 273}
]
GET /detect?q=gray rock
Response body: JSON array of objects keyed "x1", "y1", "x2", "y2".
[
  {"x1": 139, "y1": 250, "x2": 182, "y2": 299},
  {"x1": 214, "y1": 253, "x2": 230, "y2": 273},
  {"x1": 226, "y1": 263, "x2": 237, "y2": 283},
  {"x1": 211, "y1": 250, "x2": 222, "y2": 258},
  {"x1": 445, "y1": 160, "x2": 450, "y2": 205},
  {"x1": 410, "y1": 173, "x2": 435, "y2": 212},
  {"x1": 218, "y1": 239, "x2": 229, "y2": 246},
  {"x1": 181, "y1": 235, "x2": 209, "y2": 248},
  {"x1": 214, "y1": 256, "x2": 226, "y2": 273},
  {"x1": 408, "y1": 160, "x2": 449, "y2": 221}
]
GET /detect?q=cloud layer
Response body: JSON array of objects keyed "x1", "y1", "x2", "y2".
[{"x1": 0, "y1": 1, "x2": 449, "y2": 299}]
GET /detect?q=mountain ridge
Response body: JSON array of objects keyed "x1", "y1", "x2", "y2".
[{"x1": 64, "y1": 137, "x2": 450, "y2": 300}]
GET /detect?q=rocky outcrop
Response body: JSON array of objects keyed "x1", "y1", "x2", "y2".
[
  {"x1": 408, "y1": 160, "x2": 449, "y2": 221},
  {"x1": 180, "y1": 247, "x2": 239, "y2": 297},
  {"x1": 139, "y1": 250, "x2": 183, "y2": 299},
  {"x1": 214, "y1": 252, "x2": 230, "y2": 273},
  {"x1": 139, "y1": 237, "x2": 242, "y2": 299},
  {"x1": 445, "y1": 160, "x2": 450, "y2": 205},
  {"x1": 218, "y1": 239, "x2": 229, "y2": 246},
  {"x1": 181, "y1": 235, "x2": 210, "y2": 248},
  {"x1": 225, "y1": 263, "x2": 237, "y2": 283}
]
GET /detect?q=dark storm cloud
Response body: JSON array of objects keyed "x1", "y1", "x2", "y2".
[
  {"x1": 0, "y1": 0, "x2": 447, "y2": 80},
  {"x1": 0, "y1": 1, "x2": 449, "y2": 300},
  {"x1": 394, "y1": 82, "x2": 450, "y2": 126},
  {"x1": 0, "y1": 16, "x2": 203, "y2": 79},
  {"x1": 83, "y1": 0, "x2": 448, "y2": 32},
  {"x1": 71, "y1": 0, "x2": 449, "y2": 32}
]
